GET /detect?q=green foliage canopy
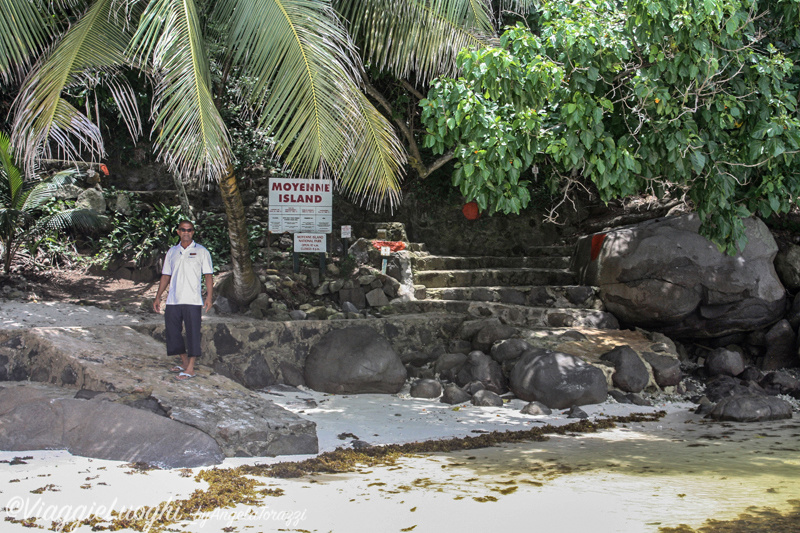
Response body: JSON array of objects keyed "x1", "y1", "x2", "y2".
[{"x1": 421, "y1": 0, "x2": 800, "y2": 253}]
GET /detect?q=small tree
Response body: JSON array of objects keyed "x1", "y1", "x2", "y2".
[
  {"x1": 0, "y1": 132, "x2": 101, "y2": 274},
  {"x1": 421, "y1": 0, "x2": 800, "y2": 253}
]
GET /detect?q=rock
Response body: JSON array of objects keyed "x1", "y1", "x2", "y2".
[
  {"x1": 463, "y1": 381, "x2": 485, "y2": 395},
  {"x1": 704, "y1": 375, "x2": 764, "y2": 402},
  {"x1": 739, "y1": 366, "x2": 764, "y2": 382},
  {"x1": 471, "y1": 390, "x2": 503, "y2": 407},
  {"x1": 434, "y1": 353, "x2": 468, "y2": 382},
  {"x1": 0, "y1": 384, "x2": 224, "y2": 468},
  {"x1": 642, "y1": 351, "x2": 682, "y2": 388},
  {"x1": 365, "y1": 288, "x2": 390, "y2": 307},
  {"x1": 304, "y1": 327, "x2": 406, "y2": 394},
  {"x1": 472, "y1": 322, "x2": 519, "y2": 353},
  {"x1": 694, "y1": 396, "x2": 715, "y2": 416},
  {"x1": 342, "y1": 301, "x2": 359, "y2": 314},
  {"x1": 114, "y1": 193, "x2": 132, "y2": 215},
  {"x1": 567, "y1": 406, "x2": 589, "y2": 418},
  {"x1": 600, "y1": 345, "x2": 650, "y2": 393},
  {"x1": 611, "y1": 390, "x2": 652, "y2": 405},
  {"x1": 774, "y1": 243, "x2": 800, "y2": 291},
  {"x1": 575, "y1": 215, "x2": 786, "y2": 339},
  {"x1": 787, "y1": 294, "x2": 800, "y2": 330},
  {"x1": 213, "y1": 296, "x2": 236, "y2": 314},
  {"x1": 448, "y1": 339, "x2": 473, "y2": 354},
  {"x1": 509, "y1": 349, "x2": 608, "y2": 409},
  {"x1": 75, "y1": 188, "x2": 106, "y2": 214},
  {"x1": 759, "y1": 372, "x2": 800, "y2": 395},
  {"x1": 455, "y1": 351, "x2": 507, "y2": 394},
  {"x1": 440, "y1": 383, "x2": 471, "y2": 405},
  {"x1": 520, "y1": 401, "x2": 552, "y2": 415},
  {"x1": 401, "y1": 350, "x2": 436, "y2": 367},
  {"x1": 490, "y1": 338, "x2": 532, "y2": 363},
  {"x1": 708, "y1": 394, "x2": 793, "y2": 422},
  {"x1": 339, "y1": 287, "x2": 366, "y2": 309},
  {"x1": 289, "y1": 310, "x2": 307, "y2": 321},
  {"x1": 762, "y1": 319, "x2": 796, "y2": 370},
  {"x1": 705, "y1": 348, "x2": 745, "y2": 377},
  {"x1": 249, "y1": 293, "x2": 271, "y2": 315},
  {"x1": 410, "y1": 379, "x2": 443, "y2": 399}
]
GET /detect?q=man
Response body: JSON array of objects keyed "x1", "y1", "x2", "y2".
[{"x1": 153, "y1": 220, "x2": 214, "y2": 381}]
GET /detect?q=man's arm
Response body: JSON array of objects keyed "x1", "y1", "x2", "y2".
[
  {"x1": 153, "y1": 274, "x2": 171, "y2": 313},
  {"x1": 203, "y1": 273, "x2": 213, "y2": 313}
]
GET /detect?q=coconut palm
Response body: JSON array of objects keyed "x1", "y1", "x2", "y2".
[
  {"x1": 0, "y1": 131, "x2": 101, "y2": 274},
  {"x1": 1, "y1": 0, "x2": 504, "y2": 303}
]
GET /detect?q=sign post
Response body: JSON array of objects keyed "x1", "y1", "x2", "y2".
[{"x1": 269, "y1": 178, "x2": 333, "y2": 273}]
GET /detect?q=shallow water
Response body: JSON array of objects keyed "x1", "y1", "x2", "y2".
[{"x1": 2, "y1": 410, "x2": 799, "y2": 533}]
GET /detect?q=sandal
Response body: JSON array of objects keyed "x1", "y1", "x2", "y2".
[
  {"x1": 169, "y1": 366, "x2": 184, "y2": 373},
  {"x1": 175, "y1": 372, "x2": 195, "y2": 381}
]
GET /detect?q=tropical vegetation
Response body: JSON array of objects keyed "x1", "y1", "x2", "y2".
[{"x1": 422, "y1": 0, "x2": 800, "y2": 253}]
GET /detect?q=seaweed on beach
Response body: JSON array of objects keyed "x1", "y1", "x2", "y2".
[
  {"x1": 659, "y1": 499, "x2": 800, "y2": 532},
  {"x1": 241, "y1": 412, "x2": 666, "y2": 479}
]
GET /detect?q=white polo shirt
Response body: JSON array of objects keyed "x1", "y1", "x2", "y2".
[{"x1": 162, "y1": 241, "x2": 213, "y2": 306}]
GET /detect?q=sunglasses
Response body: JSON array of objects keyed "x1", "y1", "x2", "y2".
[{"x1": 178, "y1": 228, "x2": 195, "y2": 232}]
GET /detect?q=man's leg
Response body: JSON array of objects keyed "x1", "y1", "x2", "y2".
[
  {"x1": 164, "y1": 305, "x2": 188, "y2": 371},
  {"x1": 182, "y1": 305, "x2": 203, "y2": 376}
]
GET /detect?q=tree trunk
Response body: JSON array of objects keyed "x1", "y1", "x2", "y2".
[
  {"x1": 218, "y1": 164, "x2": 261, "y2": 306},
  {"x1": 171, "y1": 172, "x2": 194, "y2": 220}
]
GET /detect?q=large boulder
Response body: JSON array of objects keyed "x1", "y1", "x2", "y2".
[
  {"x1": 455, "y1": 351, "x2": 507, "y2": 394},
  {"x1": 574, "y1": 214, "x2": 786, "y2": 339},
  {"x1": 600, "y1": 345, "x2": 650, "y2": 393},
  {"x1": 0, "y1": 384, "x2": 224, "y2": 468},
  {"x1": 304, "y1": 326, "x2": 407, "y2": 393},
  {"x1": 708, "y1": 394, "x2": 793, "y2": 422},
  {"x1": 508, "y1": 349, "x2": 608, "y2": 409}
]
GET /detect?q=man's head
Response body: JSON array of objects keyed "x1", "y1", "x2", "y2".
[{"x1": 176, "y1": 220, "x2": 195, "y2": 246}]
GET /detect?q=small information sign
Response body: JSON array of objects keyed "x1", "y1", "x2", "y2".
[
  {"x1": 341, "y1": 225, "x2": 352, "y2": 239},
  {"x1": 294, "y1": 233, "x2": 327, "y2": 253},
  {"x1": 381, "y1": 246, "x2": 391, "y2": 256}
]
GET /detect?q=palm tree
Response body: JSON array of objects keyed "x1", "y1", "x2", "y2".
[
  {"x1": 0, "y1": 131, "x2": 101, "y2": 274},
  {"x1": 1, "y1": 0, "x2": 503, "y2": 303}
]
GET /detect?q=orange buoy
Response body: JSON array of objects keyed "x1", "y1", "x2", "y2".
[{"x1": 462, "y1": 201, "x2": 480, "y2": 220}]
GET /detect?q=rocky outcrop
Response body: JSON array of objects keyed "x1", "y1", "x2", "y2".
[
  {"x1": 304, "y1": 326, "x2": 407, "y2": 393},
  {"x1": 708, "y1": 394, "x2": 793, "y2": 422},
  {"x1": 0, "y1": 383, "x2": 224, "y2": 468},
  {"x1": 575, "y1": 215, "x2": 786, "y2": 339},
  {"x1": 0, "y1": 326, "x2": 318, "y2": 458}
]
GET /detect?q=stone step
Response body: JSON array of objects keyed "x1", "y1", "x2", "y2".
[
  {"x1": 411, "y1": 255, "x2": 571, "y2": 271},
  {"x1": 386, "y1": 299, "x2": 619, "y2": 329},
  {"x1": 424, "y1": 285, "x2": 601, "y2": 309},
  {"x1": 415, "y1": 268, "x2": 577, "y2": 288},
  {"x1": 407, "y1": 242, "x2": 428, "y2": 252}
]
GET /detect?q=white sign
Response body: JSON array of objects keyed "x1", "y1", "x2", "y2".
[
  {"x1": 341, "y1": 225, "x2": 352, "y2": 239},
  {"x1": 381, "y1": 246, "x2": 391, "y2": 256},
  {"x1": 294, "y1": 233, "x2": 327, "y2": 253},
  {"x1": 269, "y1": 178, "x2": 332, "y2": 233}
]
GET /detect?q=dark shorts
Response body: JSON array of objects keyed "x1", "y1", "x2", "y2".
[{"x1": 164, "y1": 305, "x2": 202, "y2": 358}]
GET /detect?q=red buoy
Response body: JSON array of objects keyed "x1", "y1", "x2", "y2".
[{"x1": 462, "y1": 201, "x2": 480, "y2": 220}]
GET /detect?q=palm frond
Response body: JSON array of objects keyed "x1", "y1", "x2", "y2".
[
  {"x1": 0, "y1": 0, "x2": 50, "y2": 84},
  {"x1": 40, "y1": 207, "x2": 104, "y2": 233},
  {"x1": 217, "y1": 0, "x2": 405, "y2": 209},
  {"x1": 0, "y1": 132, "x2": 23, "y2": 206},
  {"x1": 340, "y1": 91, "x2": 405, "y2": 210},
  {"x1": 130, "y1": 0, "x2": 230, "y2": 182},
  {"x1": 337, "y1": 0, "x2": 496, "y2": 83},
  {"x1": 11, "y1": 0, "x2": 136, "y2": 176}
]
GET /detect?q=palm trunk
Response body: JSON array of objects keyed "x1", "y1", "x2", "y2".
[
  {"x1": 172, "y1": 172, "x2": 194, "y2": 220},
  {"x1": 219, "y1": 164, "x2": 262, "y2": 306}
]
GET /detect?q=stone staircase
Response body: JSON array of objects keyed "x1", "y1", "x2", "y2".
[{"x1": 389, "y1": 244, "x2": 619, "y2": 329}]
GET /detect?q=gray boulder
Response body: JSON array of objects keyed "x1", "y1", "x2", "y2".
[
  {"x1": 762, "y1": 319, "x2": 797, "y2": 370},
  {"x1": 509, "y1": 350, "x2": 608, "y2": 409},
  {"x1": 455, "y1": 350, "x2": 507, "y2": 393},
  {"x1": 600, "y1": 345, "x2": 650, "y2": 393},
  {"x1": 705, "y1": 375, "x2": 764, "y2": 402},
  {"x1": 709, "y1": 394, "x2": 793, "y2": 422},
  {"x1": 440, "y1": 383, "x2": 471, "y2": 405},
  {"x1": 642, "y1": 351, "x2": 682, "y2": 388},
  {"x1": 520, "y1": 401, "x2": 552, "y2": 416},
  {"x1": 434, "y1": 353, "x2": 468, "y2": 382},
  {"x1": 774, "y1": 243, "x2": 800, "y2": 291},
  {"x1": 472, "y1": 322, "x2": 519, "y2": 353},
  {"x1": 410, "y1": 379, "x2": 443, "y2": 399},
  {"x1": 76, "y1": 188, "x2": 106, "y2": 214},
  {"x1": 490, "y1": 338, "x2": 531, "y2": 363},
  {"x1": 759, "y1": 372, "x2": 800, "y2": 395},
  {"x1": 575, "y1": 214, "x2": 786, "y2": 339},
  {"x1": 471, "y1": 390, "x2": 503, "y2": 407},
  {"x1": 304, "y1": 326, "x2": 407, "y2": 393},
  {"x1": 0, "y1": 385, "x2": 223, "y2": 468},
  {"x1": 705, "y1": 348, "x2": 745, "y2": 377}
]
